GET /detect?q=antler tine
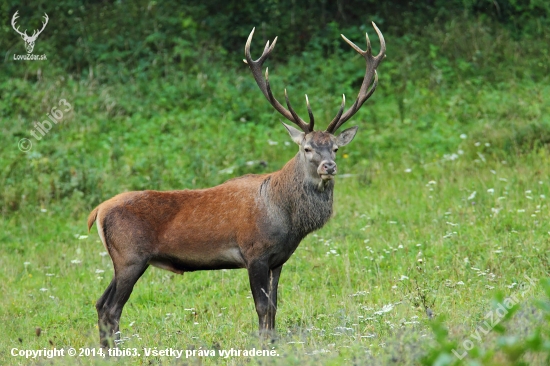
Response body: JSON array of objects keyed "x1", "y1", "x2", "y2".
[
  {"x1": 325, "y1": 22, "x2": 386, "y2": 133},
  {"x1": 333, "y1": 72, "x2": 378, "y2": 132},
  {"x1": 305, "y1": 95, "x2": 314, "y2": 130},
  {"x1": 372, "y1": 22, "x2": 387, "y2": 58},
  {"x1": 37, "y1": 13, "x2": 49, "y2": 35},
  {"x1": 244, "y1": 28, "x2": 313, "y2": 133},
  {"x1": 327, "y1": 95, "x2": 346, "y2": 130},
  {"x1": 11, "y1": 11, "x2": 28, "y2": 37},
  {"x1": 284, "y1": 90, "x2": 302, "y2": 125},
  {"x1": 282, "y1": 89, "x2": 311, "y2": 132},
  {"x1": 263, "y1": 69, "x2": 309, "y2": 132}
]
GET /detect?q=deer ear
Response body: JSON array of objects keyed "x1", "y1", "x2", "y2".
[
  {"x1": 335, "y1": 126, "x2": 358, "y2": 146},
  {"x1": 282, "y1": 122, "x2": 305, "y2": 145}
]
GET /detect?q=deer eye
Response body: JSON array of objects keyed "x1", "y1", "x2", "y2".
[
  {"x1": 333, "y1": 148, "x2": 339, "y2": 153},
  {"x1": 304, "y1": 147, "x2": 312, "y2": 153}
]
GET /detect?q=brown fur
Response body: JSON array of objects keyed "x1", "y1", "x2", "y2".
[
  {"x1": 89, "y1": 147, "x2": 339, "y2": 347},
  {"x1": 87, "y1": 207, "x2": 98, "y2": 233}
]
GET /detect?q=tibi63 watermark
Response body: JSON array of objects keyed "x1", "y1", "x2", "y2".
[{"x1": 18, "y1": 99, "x2": 72, "y2": 152}]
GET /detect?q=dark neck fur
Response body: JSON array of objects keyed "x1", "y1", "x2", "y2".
[{"x1": 265, "y1": 155, "x2": 334, "y2": 236}]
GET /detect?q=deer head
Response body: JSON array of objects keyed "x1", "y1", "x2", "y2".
[
  {"x1": 244, "y1": 23, "x2": 386, "y2": 187},
  {"x1": 11, "y1": 11, "x2": 49, "y2": 54}
]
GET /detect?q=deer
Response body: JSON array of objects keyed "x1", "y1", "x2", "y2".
[
  {"x1": 87, "y1": 22, "x2": 385, "y2": 348},
  {"x1": 11, "y1": 11, "x2": 49, "y2": 54}
]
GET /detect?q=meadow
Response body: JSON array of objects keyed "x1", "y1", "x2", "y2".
[{"x1": 1, "y1": 2, "x2": 550, "y2": 365}]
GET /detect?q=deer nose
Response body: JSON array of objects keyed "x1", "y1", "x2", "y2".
[{"x1": 319, "y1": 161, "x2": 337, "y2": 175}]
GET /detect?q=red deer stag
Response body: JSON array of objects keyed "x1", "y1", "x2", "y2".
[{"x1": 88, "y1": 23, "x2": 385, "y2": 347}]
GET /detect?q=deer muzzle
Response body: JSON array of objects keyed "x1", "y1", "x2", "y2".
[{"x1": 318, "y1": 160, "x2": 337, "y2": 180}]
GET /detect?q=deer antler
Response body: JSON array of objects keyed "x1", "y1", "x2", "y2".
[
  {"x1": 11, "y1": 11, "x2": 28, "y2": 38},
  {"x1": 30, "y1": 13, "x2": 49, "y2": 40},
  {"x1": 325, "y1": 22, "x2": 386, "y2": 133},
  {"x1": 244, "y1": 28, "x2": 314, "y2": 133},
  {"x1": 11, "y1": 11, "x2": 49, "y2": 41}
]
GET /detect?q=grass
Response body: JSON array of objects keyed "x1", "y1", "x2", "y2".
[
  {"x1": 2, "y1": 128, "x2": 549, "y2": 364},
  {"x1": 2, "y1": 17, "x2": 550, "y2": 365}
]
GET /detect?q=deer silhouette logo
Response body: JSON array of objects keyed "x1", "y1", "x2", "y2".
[{"x1": 11, "y1": 11, "x2": 49, "y2": 54}]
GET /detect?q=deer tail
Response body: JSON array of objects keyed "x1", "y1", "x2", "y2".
[{"x1": 87, "y1": 206, "x2": 99, "y2": 232}]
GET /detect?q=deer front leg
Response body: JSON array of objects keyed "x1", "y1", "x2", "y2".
[{"x1": 247, "y1": 261, "x2": 282, "y2": 336}]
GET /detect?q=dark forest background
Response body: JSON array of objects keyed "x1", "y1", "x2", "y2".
[{"x1": 1, "y1": 0, "x2": 549, "y2": 80}]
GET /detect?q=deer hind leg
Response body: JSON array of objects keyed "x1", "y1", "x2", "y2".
[
  {"x1": 96, "y1": 278, "x2": 115, "y2": 347},
  {"x1": 247, "y1": 261, "x2": 283, "y2": 337},
  {"x1": 97, "y1": 261, "x2": 148, "y2": 348}
]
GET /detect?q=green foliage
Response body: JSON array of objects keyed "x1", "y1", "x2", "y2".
[
  {"x1": 423, "y1": 279, "x2": 550, "y2": 365},
  {"x1": 2, "y1": 0, "x2": 549, "y2": 80}
]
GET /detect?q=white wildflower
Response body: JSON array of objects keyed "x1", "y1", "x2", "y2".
[{"x1": 374, "y1": 304, "x2": 394, "y2": 315}]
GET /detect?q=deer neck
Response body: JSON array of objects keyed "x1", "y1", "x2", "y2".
[{"x1": 264, "y1": 154, "x2": 334, "y2": 235}]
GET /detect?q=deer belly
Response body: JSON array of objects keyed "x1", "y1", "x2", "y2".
[{"x1": 148, "y1": 246, "x2": 246, "y2": 273}]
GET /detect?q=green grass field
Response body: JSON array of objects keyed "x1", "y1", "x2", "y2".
[
  {"x1": 2, "y1": 12, "x2": 550, "y2": 365},
  {"x1": 2, "y1": 91, "x2": 550, "y2": 364}
]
